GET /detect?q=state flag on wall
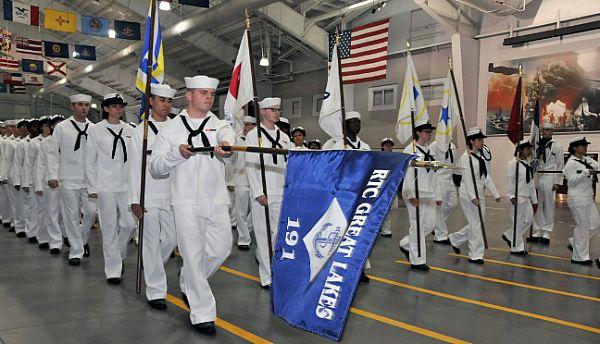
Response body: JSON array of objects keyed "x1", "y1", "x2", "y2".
[
  {"x1": 81, "y1": 15, "x2": 109, "y2": 37},
  {"x1": 0, "y1": 83, "x2": 7, "y2": 93},
  {"x1": 3, "y1": 71, "x2": 23, "y2": 85},
  {"x1": 0, "y1": 29, "x2": 12, "y2": 53},
  {"x1": 45, "y1": 60, "x2": 67, "y2": 77},
  {"x1": 3, "y1": 0, "x2": 39, "y2": 26},
  {"x1": 9, "y1": 84, "x2": 25, "y2": 94},
  {"x1": 22, "y1": 58, "x2": 43, "y2": 74},
  {"x1": 24, "y1": 73, "x2": 43, "y2": 86},
  {"x1": 15, "y1": 36, "x2": 42, "y2": 56},
  {"x1": 44, "y1": 9, "x2": 77, "y2": 33},
  {"x1": 0, "y1": 56, "x2": 19, "y2": 71},
  {"x1": 43, "y1": 41, "x2": 69, "y2": 58},
  {"x1": 74, "y1": 44, "x2": 96, "y2": 61},
  {"x1": 114, "y1": 20, "x2": 141, "y2": 40}
]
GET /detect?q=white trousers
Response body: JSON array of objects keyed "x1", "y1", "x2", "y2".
[
  {"x1": 6, "y1": 184, "x2": 15, "y2": 226},
  {"x1": 43, "y1": 185, "x2": 62, "y2": 249},
  {"x1": 234, "y1": 186, "x2": 253, "y2": 245},
  {"x1": 449, "y1": 197, "x2": 487, "y2": 260},
  {"x1": 0, "y1": 183, "x2": 9, "y2": 223},
  {"x1": 532, "y1": 177, "x2": 556, "y2": 238},
  {"x1": 60, "y1": 186, "x2": 97, "y2": 259},
  {"x1": 399, "y1": 198, "x2": 436, "y2": 265},
  {"x1": 142, "y1": 206, "x2": 177, "y2": 301},
  {"x1": 433, "y1": 182, "x2": 458, "y2": 240},
  {"x1": 228, "y1": 189, "x2": 237, "y2": 227},
  {"x1": 35, "y1": 192, "x2": 49, "y2": 244},
  {"x1": 23, "y1": 190, "x2": 39, "y2": 239},
  {"x1": 174, "y1": 204, "x2": 232, "y2": 324},
  {"x1": 97, "y1": 191, "x2": 136, "y2": 279},
  {"x1": 567, "y1": 196, "x2": 600, "y2": 261},
  {"x1": 251, "y1": 196, "x2": 282, "y2": 286},
  {"x1": 12, "y1": 187, "x2": 25, "y2": 233},
  {"x1": 503, "y1": 198, "x2": 534, "y2": 252}
]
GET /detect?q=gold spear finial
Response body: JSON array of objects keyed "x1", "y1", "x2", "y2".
[
  {"x1": 448, "y1": 57, "x2": 452, "y2": 70},
  {"x1": 518, "y1": 63, "x2": 523, "y2": 76},
  {"x1": 245, "y1": 9, "x2": 250, "y2": 30}
]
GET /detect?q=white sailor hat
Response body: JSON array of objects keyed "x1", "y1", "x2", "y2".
[
  {"x1": 184, "y1": 75, "x2": 219, "y2": 90},
  {"x1": 170, "y1": 107, "x2": 181, "y2": 115},
  {"x1": 516, "y1": 139, "x2": 534, "y2": 149},
  {"x1": 0, "y1": 121, "x2": 5, "y2": 128},
  {"x1": 346, "y1": 111, "x2": 361, "y2": 120},
  {"x1": 381, "y1": 137, "x2": 395, "y2": 145},
  {"x1": 150, "y1": 83, "x2": 177, "y2": 98},
  {"x1": 242, "y1": 116, "x2": 256, "y2": 124},
  {"x1": 541, "y1": 122, "x2": 555, "y2": 130},
  {"x1": 258, "y1": 97, "x2": 281, "y2": 109},
  {"x1": 467, "y1": 127, "x2": 486, "y2": 139},
  {"x1": 291, "y1": 126, "x2": 306, "y2": 135},
  {"x1": 102, "y1": 93, "x2": 128, "y2": 107},
  {"x1": 569, "y1": 136, "x2": 591, "y2": 146},
  {"x1": 69, "y1": 94, "x2": 92, "y2": 104},
  {"x1": 279, "y1": 117, "x2": 289, "y2": 124}
]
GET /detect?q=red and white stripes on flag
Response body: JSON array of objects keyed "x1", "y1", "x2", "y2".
[
  {"x1": 15, "y1": 36, "x2": 42, "y2": 56},
  {"x1": 329, "y1": 19, "x2": 389, "y2": 84},
  {"x1": 0, "y1": 56, "x2": 19, "y2": 70}
]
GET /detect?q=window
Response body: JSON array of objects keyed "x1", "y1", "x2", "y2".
[
  {"x1": 368, "y1": 84, "x2": 397, "y2": 111},
  {"x1": 282, "y1": 97, "x2": 302, "y2": 118},
  {"x1": 312, "y1": 94, "x2": 324, "y2": 117},
  {"x1": 420, "y1": 77, "x2": 446, "y2": 106}
]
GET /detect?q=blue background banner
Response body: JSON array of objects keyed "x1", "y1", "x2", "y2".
[{"x1": 272, "y1": 150, "x2": 414, "y2": 341}]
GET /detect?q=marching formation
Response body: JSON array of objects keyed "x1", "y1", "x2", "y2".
[{"x1": 0, "y1": 73, "x2": 599, "y2": 338}]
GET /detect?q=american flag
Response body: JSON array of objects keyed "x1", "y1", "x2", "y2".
[
  {"x1": 15, "y1": 36, "x2": 42, "y2": 56},
  {"x1": 0, "y1": 56, "x2": 19, "y2": 71},
  {"x1": 328, "y1": 19, "x2": 389, "y2": 84}
]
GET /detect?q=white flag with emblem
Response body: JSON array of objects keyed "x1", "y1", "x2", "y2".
[
  {"x1": 434, "y1": 70, "x2": 460, "y2": 148},
  {"x1": 319, "y1": 43, "x2": 343, "y2": 140},
  {"x1": 224, "y1": 30, "x2": 254, "y2": 133},
  {"x1": 395, "y1": 53, "x2": 429, "y2": 144}
]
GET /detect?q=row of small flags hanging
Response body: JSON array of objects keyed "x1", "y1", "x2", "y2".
[
  {"x1": 0, "y1": 31, "x2": 95, "y2": 61},
  {"x1": 3, "y1": 0, "x2": 142, "y2": 40}
]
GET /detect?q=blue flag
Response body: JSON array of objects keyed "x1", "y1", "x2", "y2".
[
  {"x1": 81, "y1": 15, "x2": 109, "y2": 37},
  {"x1": 74, "y1": 44, "x2": 96, "y2": 61},
  {"x1": 272, "y1": 150, "x2": 414, "y2": 341},
  {"x1": 43, "y1": 41, "x2": 69, "y2": 58},
  {"x1": 114, "y1": 20, "x2": 141, "y2": 40},
  {"x1": 21, "y1": 58, "x2": 43, "y2": 74}
]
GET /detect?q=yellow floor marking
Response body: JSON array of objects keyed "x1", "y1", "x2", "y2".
[
  {"x1": 218, "y1": 266, "x2": 471, "y2": 343},
  {"x1": 488, "y1": 247, "x2": 571, "y2": 261},
  {"x1": 448, "y1": 253, "x2": 600, "y2": 281},
  {"x1": 396, "y1": 260, "x2": 600, "y2": 302},
  {"x1": 165, "y1": 293, "x2": 273, "y2": 344},
  {"x1": 367, "y1": 274, "x2": 600, "y2": 335}
]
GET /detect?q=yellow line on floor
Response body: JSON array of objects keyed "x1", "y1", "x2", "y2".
[
  {"x1": 488, "y1": 247, "x2": 571, "y2": 261},
  {"x1": 165, "y1": 293, "x2": 273, "y2": 344},
  {"x1": 218, "y1": 266, "x2": 470, "y2": 344},
  {"x1": 448, "y1": 253, "x2": 600, "y2": 281},
  {"x1": 395, "y1": 260, "x2": 600, "y2": 302},
  {"x1": 367, "y1": 274, "x2": 600, "y2": 335}
]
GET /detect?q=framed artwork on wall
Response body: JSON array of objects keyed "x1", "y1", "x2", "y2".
[{"x1": 486, "y1": 48, "x2": 600, "y2": 136}]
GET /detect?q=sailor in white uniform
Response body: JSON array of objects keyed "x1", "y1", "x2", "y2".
[
  {"x1": 246, "y1": 97, "x2": 293, "y2": 288},
  {"x1": 429, "y1": 140, "x2": 458, "y2": 244},
  {"x1": 11, "y1": 119, "x2": 28, "y2": 238},
  {"x1": 129, "y1": 84, "x2": 178, "y2": 309},
  {"x1": 529, "y1": 122, "x2": 564, "y2": 244},
  {"x1": 22, "y1": 119, "x2": 43, "y2": 245},
  {"x1": 0, "y1": 122, "x2": 7, "y2": 228},
  {"x1": 562, "y1": 137, "x2": 600, "y2": 267},
  {"x1": 149, "y1": 75, "x2": 235, "y2": 335},
  {"x1": 501, "y1": 140, "x2": 537, "y2": 255},
  {"x1": 380, "y1": 138, "x2": 396, "y2": 237},
  {"x1": 291, "y1": 127, "x2": 308, "y2": 150},
  {"x1": 0, "y1": 120, "x2": 17, "y2": 232},
  {"x1": 86, "y1": 93, "x2": 136, "y2": 284},
  {"x1": 47, "y1": 94, "x2": 97, "y2": 265}
]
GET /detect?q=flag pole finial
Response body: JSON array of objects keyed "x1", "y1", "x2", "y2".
[
  {"x1": 518, "y1": 63, "x2": 523, "y2": 76},
  {"x1": 406, "y1": 40, "x2": 410, "y2": 49},
  {"x1": 448, "y1": 57, "x2": 453, "y2": 70},
  {"x1": 335, "y1": 27, "x2": 340, "y2": 45},
  {"x1": 245, "y1": 9, "x2": 251, "y2": 30}
]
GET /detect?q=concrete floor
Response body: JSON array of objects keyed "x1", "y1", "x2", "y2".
[{"x1": 0, "y1": 197, "x2": 599, "y2": 343}]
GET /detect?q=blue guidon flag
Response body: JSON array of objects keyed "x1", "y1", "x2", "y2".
[{"x1": 272, "y1": 150, "x2": 415, "y2": 341}]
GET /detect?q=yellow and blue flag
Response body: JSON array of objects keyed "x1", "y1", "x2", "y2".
[
  {"x1": 395, "y1": 52, "x2": 429, "y2": 144},
  {"x1": 135, "y1": 0, "x2": 164, "y2": 116},
  {"x1": 434, "y1": 70, "x2": 460, "y2": 148}
]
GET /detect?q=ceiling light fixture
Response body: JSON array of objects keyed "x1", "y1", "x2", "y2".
[
  {"x1": 159, "y1": 0, "x2": 172, "y2": 11},
  {"x1": 108, "y1": 29, "x2": 116, "y2": 38}
]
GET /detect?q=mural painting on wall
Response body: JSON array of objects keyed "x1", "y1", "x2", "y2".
[{"x1": 486, "y1": 48, "x2": 600, "y2": 135}]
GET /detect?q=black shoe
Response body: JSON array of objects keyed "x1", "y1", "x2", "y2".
[
  {"x1": 468, "y1": 259, "x2": 484, "y2": 264},
  {"x1": 2, "y1": 223, "x2": 9, "y2": 228},
  {"x1": 63, "y1": 236, "x2": 70, "y2": 247},
  {"x1": 147, "y1": 299, "x2": 167, "y2": 311},
  {"x1": 359, "y1": 271, "x2": 370, "y2": 283},
  {"x1": 255, "y1": 257, "x2": 259, "y2": 265},
  {"x1": 9, "y1": 226, "x2": 15, "y2": 232},
  {"x1": 193, "y1": 321, "x2": 216, "y2": 335},
  {"x1": 595, "y1": 259, "x2": 600, "y2": 269},
  {"x1": 567, "y1": 244, "x2": 573, "y2": 252},
  {"x1": 380, "y1": 233, "x2": 392, "y2": 238},
  {"x1": 28, "y1": 237, "x2": 38, "y2": 244},
  {"x1": 526, "y1": 236, "x2": 540, "y2": 243},
  {"x1": 50, "y1": 248, "x2": 61, "y2": 255},
  {"x1": 501, "y1": 234, "x2": 511, "y2": 248},
  {"x1": 106, "y1": 277, "x2": 121, "y2": 285},
  {"x1": 83, "y1": 244, "x2": 90, "y2": 258},
  {"x1": 237, "y1": 244, "x2": 250, "y2": 251},
  {"x1": 433, "y1": 238, "x2": 451, "y2": 245},
  {"x1": 539, "y1": 238, "x2": 550, "y2": 245},
  {"x1": 38, "y1": 243, "x2": 49, "y2": 250},
  {"x1": 571, "y1": 259, "x2": 593, "y2": 265},
  {"x1": 399, "y1": 245, "x2": 409, "y2": 261},
  {"x1": 260, "y1": 284, "x2": 270, "y2": 290},
  {"x1": 68, "y1": 258, "x2": 81, "y2": 266},
  {"x1": 410, "y1": 264, "x2": 430, "y2": 272},
  {"x1": 170, "y1": 250, "x2": 176, "y2": 258},
  {"x1": 16, "y1": 232, "x2": 26, "y2": 238},
  {"x1": 510, "y1": 251, "x2": 528, "y2": 256},
  {"x1": 451, "y1": 244, "x2": 461, "y2": 254},
  {"x1": 181, "y1": 292, "x2": 190, "y2": 307}
]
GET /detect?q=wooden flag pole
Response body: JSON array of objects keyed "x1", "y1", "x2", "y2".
[
  {"x1": 245, "y1": 9, "x2": 274, "y2": 264},
  {"x1": 335, "y1": 29, "x2": 348, "y2": 148},
  {"x1": 512, "y1": 65, "x2": 523, "y2": 248},
  {"x1": 135, "y1": 0, "x2": 157, "y2": 295},
  {"x1": 449, "y1": 58, "x2": 489, "y2": 248}
]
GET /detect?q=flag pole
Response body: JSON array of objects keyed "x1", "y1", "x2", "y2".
[
  {"x1": 512, "y1": 65, "x2": 523, "y2": 248},
  {"x1": 135, "y1": 0, "x2": 157, "y2": 295},
  {"x1": 406, "y1": 42, "x2": 422, "y2": 257},
  {"x1": 245, "y1": 9, "x2": 274, "y2": 263},
  {"x1": 449, "y1": 58, "x2": 488, "y2": 248},
  {"x1": 529, "y1": 74, "x2": 541, "y2": 241},
  {"x1": 335, "y1": 29, "x2": 348, "y2": 147}
]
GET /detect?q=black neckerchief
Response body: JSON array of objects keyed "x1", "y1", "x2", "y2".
[
  {"x1": 148, "y1": 121, "x2": 158, "y2": 136},
  {"x1": 472, "y1": 151, "x2": 488, "y2": 178},
  {"x1": 574, "y1": 158, "x2": 598, "y2": 182},
  {"x1": 538, "y1": 137, "x2": 552, "y2": 163},
  {"x1": 481, "y1": 145, "x2": 492, "y2": 161},
  {"x1": 260, "y1": 127, "x2": 286, "y2": 164},
  {"x1": 180, "y1": 115, "x2": 213, "y2": 158},
  {"x1": 416, "y1": 145, "x2": 434, "y2": 172},
  {"x1": 519, "y1": 160, "x2": 533, "y2": 183},
  {"x1": 345, "y1": 138, "x2": 361, "y2": 150},
  {"x1": 70, "y1": 120, "x2": 89, "y2": 151},
  {"x1": 106, "y1": 127, "x2": 127, "y2": 163},
  {"x1": 445, "y1": 143, "x2": 454, "y2": 163}
]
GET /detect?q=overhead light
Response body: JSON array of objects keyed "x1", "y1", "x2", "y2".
[
  {"x1": 108, "y1": 29, "x2": 116, "y2": 38},
  {"x1": 72, "y1": 51, "x2": 77, "y2": 58},
  {"x1": 259, "y1": 56, "x2": 269, "y2": 67},
  {"x1": 159, "y1": 0, "x2": 171, "y2": 11},
  {"x1": 91, "y1": 103, "x2": 97, "y2": 109}
]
